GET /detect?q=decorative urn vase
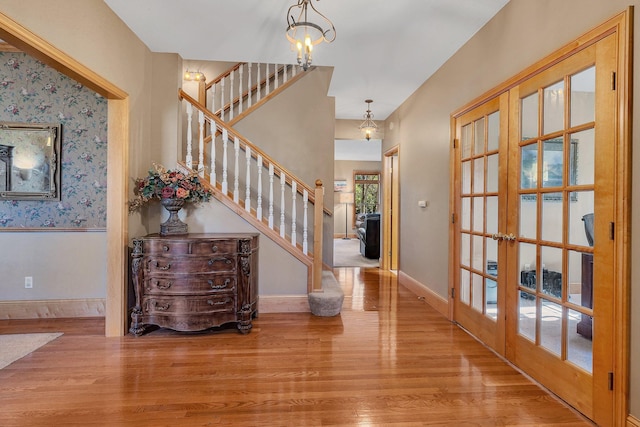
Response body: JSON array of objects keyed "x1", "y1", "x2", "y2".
[{"x1": 160, "y1": 197, "x2": 188, "y2": 236}]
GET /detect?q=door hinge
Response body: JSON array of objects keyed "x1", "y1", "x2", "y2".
[
  {"x1": 611, "y1": 71, "x2": 617, "y2": 90},
  {"x1": 451, "y1": 213, "x2": 456, "y2": 224},
  {"x1": 451, "y1": 287, "x2": 455, "y2": 299},
  {"x1": 453, "y1": 139, "x2": 458, "y2": 149},
  {"x1": 610, "y1": 222, "x2": 615, "y2": 240},
  {"x1": 608, "y1": 372, "x2": 614, "y2": 391}
]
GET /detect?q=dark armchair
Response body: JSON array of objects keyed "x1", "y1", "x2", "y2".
[{"x1": 356, "y1": 213, "x2": 380, "y2": 259}]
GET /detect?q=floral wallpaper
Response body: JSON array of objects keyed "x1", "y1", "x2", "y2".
[{"x1": 0, "y1": 52, "x2": 107, "y2": 228}]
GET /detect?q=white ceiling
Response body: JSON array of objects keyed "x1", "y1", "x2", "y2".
[{"x1": 104, "y1": 0, "x2": 509, "y2": 121}]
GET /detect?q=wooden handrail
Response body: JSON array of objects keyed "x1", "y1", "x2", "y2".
[
  {"x1": 179, "y1": 88, "x2": 333, "y2": 217},
  {"x1": 205, "y1": 62, "x2": 244, "y2": 91}
]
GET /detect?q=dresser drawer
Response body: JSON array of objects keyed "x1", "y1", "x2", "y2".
[
  {"x1": 143, "y1": 295, "x2": 236, "y2": 315},
  {"x1": 143, "y1": 239, "x2": 237, "y2": 256},
  {"x1": 144, "y1": 255, "x2": 236, "y2": 274},
  {"x1": 144, "y1": 275, "x2": 236, "y2": 295}
]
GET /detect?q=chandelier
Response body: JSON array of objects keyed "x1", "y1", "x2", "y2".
[
  {"x1": 285, "y1": 0, "x2": 336, "y2": 71},
  {"x1": 359, "y1": 99, "x2": 378, "y2": 140}
]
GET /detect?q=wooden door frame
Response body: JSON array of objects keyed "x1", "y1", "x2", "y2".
[
  {"x1": 449, "y1": 9, "x2": 632, "y2": 425},
  {"x1": 0, "y1": 12, "x2": 130, "y2": 337},
  {"x1": 382, "y1": 146, "x2": 399, "y2": 271}
]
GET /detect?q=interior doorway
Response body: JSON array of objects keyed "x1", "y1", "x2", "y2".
[{"x1": 382, "y1": 147, "x2": 399, "y2": 271}]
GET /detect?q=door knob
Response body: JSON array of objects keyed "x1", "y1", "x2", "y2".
[{"x1": 491, "y1": 232, "x2": 516, "y2": 241}]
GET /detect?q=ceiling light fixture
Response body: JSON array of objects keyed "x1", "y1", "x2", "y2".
[
  {"x1": 183, "y1": 70, "x2": 206, "y2": 82},
  {"x1": 359, "y1": 99, "x2": 378, "y2": 141},
  {"x1": 285, "y1": 0, "x2": 336, "y2": 71}
]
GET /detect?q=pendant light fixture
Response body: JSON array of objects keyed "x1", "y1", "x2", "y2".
[
  {"x1": 359, "y1": 99, "x2": 377, "y2": 140},
  {"x1": 285, "y1": 0, "x2": 336, "y2": 71}
]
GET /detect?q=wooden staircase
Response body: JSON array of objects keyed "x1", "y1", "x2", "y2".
[{"x1": 178, "y1": 62, "x2": 329, "y2": 295}]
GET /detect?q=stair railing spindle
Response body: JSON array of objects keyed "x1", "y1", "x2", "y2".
[
  {"x1": 221, "y1": 129, "x2": 228, "y2": 194},
  {"x1": 209, "y1": 119, "x2": 216, "y2": 186},
  {"x1": 238, "y1": 65, "x2": 244, "y2": 115},
  {"x1": 245, "y1": 146, "x2": 251, "y2": 212},
  {"x1": 280, "y1": 171, "x2": 286, "y2": 238},
  {"x1": 303, "y1": 189, "x2": 308, "y2": 254},
  {"x1": 268, "y1": 164, "x2": 274, "y2": 229},
  {"x1": 198, "y1": 111, "x2": 205, "y2": 175},
  {"x1": 229, "y1": 70, "x2": 234, "y2": 121},
  {"x1": 186, "y1": 103, "x2": 193, "y2": 169},
  {"x1": 291, "y1": 180, "x2": 297, "y2": 246},
  {"x1": 257, "y1": 155, "x2": 263, "y2": 220},
  {"x1": 233, "y1": 136, "x2": 240, "y2": 203}
]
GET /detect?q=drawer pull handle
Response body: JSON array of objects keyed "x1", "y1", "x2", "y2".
[
  {"x1": 211, "y1": 245, "x2": 218, "y2": 252},
  {"x1": 154, "y1": 262, "x2": 171, "y2": 270},
  {"x1": 207, "y1": 299, "x2": 230, "y2": 306},
  {"x1": 208, "y1": 258, "x2": 232, "y2": 266},
  {"x1": 208, "y1": 278, "x2": 231, "y2": 289},
  {"x1": 154, "y1": 302, "x2": 170, "y2": 311},
  {"x1": 162, "y1": 245, "x2": 170, "y2": 252},
  {"x1": 156, "y1": 281, "x2": 173, "y2": 290}
]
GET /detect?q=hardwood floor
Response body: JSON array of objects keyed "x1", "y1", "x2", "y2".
[{"x1": 0, "y1": 267, "x2": 593, "y2": 426}]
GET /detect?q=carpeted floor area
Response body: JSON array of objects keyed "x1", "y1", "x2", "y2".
[
  {"x1": 0, "y1": 332, "x2": 63, "y2": 369},
  {"x1": 333, "y1": 238, "x2": 379, "y2": 268}
]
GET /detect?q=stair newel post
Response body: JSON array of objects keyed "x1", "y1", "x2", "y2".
[
  {"x1": 303, "y1": 189, "x2": 308, "y2": 255},
  {"x1": 238, "y1": 65, "x2": 244, "y2": 115},
  {"x1": 186, "y1": 103, "x2": 193, "y2": 169},
  {"x1": 233, "y1": 137, "x2": 240, "y2": 203},
  {"x1": 312, "y1": 179, "x2": 324, "y2": 292},
  {"x1": 280, "y1": 171, "x2": 286, "y2": 238},
  {"x1": 245, "y1": 146, "x2": 251, "y2": 212},
  {"x1": 291, "y1": 181, "x2": 297, "y2": 247},
  {"x1": 209, "y1": 119, "x2": 216, "y2": 186},
  {"x1": 221, "y1": 129, "x2": 228, "y2": 195},
  {"x1": 268, "y1": 163, "x2": 274, "y2": 229},
  {"x1": 229, "y1": 70, "x2": 235, "y2": 121},
  {"x1": 197, "y1": 111, "x2": 205, "y2": 176},
  {"x1": 198, "y1": 79, "x2": 206, "y2": 106},
  {"x1": 257, "y1": 155, "x2": 263, "y2": 221}
]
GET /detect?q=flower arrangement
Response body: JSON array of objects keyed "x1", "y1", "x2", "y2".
[{"x1": 128, "y1": 163, "x2": 212, "y2": 213}]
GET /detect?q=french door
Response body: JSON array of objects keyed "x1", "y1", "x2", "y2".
[{"x1": 452, "y1": 31, "x2": 620, "y2": 425}]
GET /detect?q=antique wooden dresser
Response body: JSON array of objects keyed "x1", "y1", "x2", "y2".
[{"x1": 129, "y1": 233, "x2": 259, "y2": 336}]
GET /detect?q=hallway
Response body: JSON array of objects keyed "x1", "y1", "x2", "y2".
[{"x1": 0, "y1": 267, "x2": 593, "y2": 426}]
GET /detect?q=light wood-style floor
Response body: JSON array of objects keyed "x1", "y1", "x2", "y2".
[{"x1": 0, "y1": 267, "x2": 594, "y2": 426}]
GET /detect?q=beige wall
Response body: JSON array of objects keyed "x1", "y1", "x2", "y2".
[{"x1": 383, "y1": 0, "x2": 638, "y2": 417}]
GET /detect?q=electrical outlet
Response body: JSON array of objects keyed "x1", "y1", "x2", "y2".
[{"x1": 24, "y1": 276, "x2": 33, "y2": 289}]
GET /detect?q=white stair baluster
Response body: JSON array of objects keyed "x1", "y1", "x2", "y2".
[
  {"x1": 209, "y1": 120, "x2": 216, "y2": 186},
  {"x1": 268, "y1": 164, "x2": 274, "y2": 229},
  {"x1": 283, "y1": 64, "x2": 289, "y2": 84},
  {"x1": 220, "y1": 76, "x2": 225, "y2": 121},
  {"x1": 211, "y1": 84, "x2": 216, "y2": 116},
  {"x1": 291, "y1": 64, "x2": 297, "y2": 78},
  {"x1": 303, "y1": 189, "x2": 308, "y2": 255},
  {"x1": 257, "y1": 155, "x2": 263, "y2": 220},
  {"x1": 233, "y1": 137, "x2": 240, "y2": 203},
  {"x1": 198, "y1": 111, "x2": 205, "y2": 175},
  {"x1": 229, "y1": 69, "x2": 235, "y2": 121},
  {"x1": 291, "y1": 181, "x2": 297, "y2": 247},
  {"x1": 257, "y1": 64, "x2": 261, "y2": 102},
  {"x1": 238, "y1": 65, "x2": 244, "y2": 115},
  {"x1": 266, "y1": 63, "x2": 270, "y2": 96},
  {"x1": 186, "y1": 103, "x2": 193, "y2": 169},
  {"x1": 275, "y1": 64, "x2": 280, "y2": 89},
  {"x1": 247, "y1": 62, "x2": 253, "y2": 108},
  {"x1": 221, "y1": 129, "x2": 228, "y2": 195},
  {"x1": 280, "y1": 172, "x2": 286, "y2": 238},
  {"x1": 245, "y1": 146, "x2": 251, "y2": 212}
]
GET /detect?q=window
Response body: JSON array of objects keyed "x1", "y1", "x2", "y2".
[{"x1": 353, "y1": 171, "x2": 380, "y2": 221}]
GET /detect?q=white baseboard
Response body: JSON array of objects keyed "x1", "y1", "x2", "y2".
[
  {"x1": 397, "y1": 271, "x2": 449, "y2": 319},
  {"x1": 258, "y1": 295, "x2": 310, "y2": 313},
  {"x1": 628, "y1": 414, "x2": 640, "y2": 427},
  {"x1": 0, "y1": 298, "x2": 105, "y2": 319}
]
